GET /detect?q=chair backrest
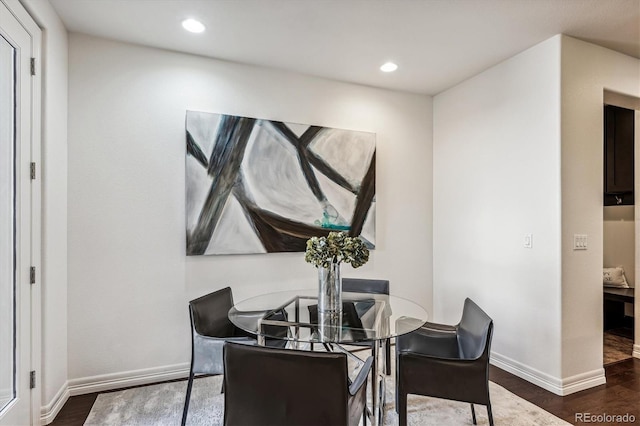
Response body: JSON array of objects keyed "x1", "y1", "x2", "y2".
[
  {"x1": 189, "y1": 287, "x2": 238, "y2": 338},
  {"x1": 223, "y1": 342, "x2": 350, "y2": 426},
  {"x1": 457, "y1": 298, "x2": 493, "y2": 360},
  {"x1": 307, "y1": 301, "x2": 368, "y2": 341},
  {"x1": 342, "y1": 278, "x2": 389, "y2": 295},
  {"x1": 261, "y1": 308, "x2": 290, "y2": 347}
]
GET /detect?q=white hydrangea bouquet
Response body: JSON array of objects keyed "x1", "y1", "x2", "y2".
[{"x1": 304, "y1": 231, "x2": 369, "y2": 269}]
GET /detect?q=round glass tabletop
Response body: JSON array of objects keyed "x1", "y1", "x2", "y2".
[{"x1": 228, "y1": 288, "x2": 429, "y2": 344}]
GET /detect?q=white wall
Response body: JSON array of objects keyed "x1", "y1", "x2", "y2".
[
  {"x1": 433, "y1": 36, "x2": 564, "y2": 391},
  {"x1": 19, "y1": 0, "x2": 68, "y2": 422},
  {"x1": 67, "y1": 33, "x2": 432, "y2": 383},
  {"x1": 560, "y1": 36, "x2": 640, "y2": 368},
  {"x1": 434, "y1": 34, "x2": 640, "y2": 395}
]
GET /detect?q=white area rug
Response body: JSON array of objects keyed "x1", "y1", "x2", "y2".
[{"x1": 85, "y1": 373, "x2": 570, "y2": 425}]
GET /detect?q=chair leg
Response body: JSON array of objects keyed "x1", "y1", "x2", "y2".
[
  {"x1": 181, "y1": 372, "x2": 194, "y2": 426},
  {"x1": 398, "y1": 390, "x2": 408, "y2": 426},
  {"x1": 385, "y1": 338, "x2": 391, "y2": 375},
  {"x1": 487, "y1": 402, "x2": 494, "y2": 426},
  {"x1": 397, "y1": 351, "x2": 406, "y2": 423},
  {"x1": 362, "y1": 405, "x2": 367, "y2": 426},
  {"x1": 395, "y1": 350, "x2": 400, "y2": 413},
  {"x1": 470, "y1": 403, "x2": 477, "y2": 425}
]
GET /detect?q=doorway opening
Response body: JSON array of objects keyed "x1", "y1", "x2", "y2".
[
  {"x1": 602, "y1": 90, "x2": 640, "y2": 367},
  {"x1": 603, "y1": 205, "x2": 634, "y2": 364}
]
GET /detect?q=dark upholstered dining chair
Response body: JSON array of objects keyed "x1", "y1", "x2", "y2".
[
  {"x1": 223, "y1": 342, "x2": 373, "y2": 426},
  {"x1": 342, "y1": 278, "x2": 392, "y2": 375},
  {"x1": 395, "y1": 298, "x2": 494, "y2": 426},
  {"x1": 181, "y1": 287, "x2": 287, "y2": 426}
]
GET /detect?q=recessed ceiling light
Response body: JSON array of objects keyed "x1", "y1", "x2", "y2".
[
  {"x1": 182, "y1": 18, "x2": 205, "y2": 33},
  {"x1": 380, "y1": 62, "x2": 398, "y2": 73}
]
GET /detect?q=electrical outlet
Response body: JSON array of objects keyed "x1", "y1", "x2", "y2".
[{"x1": 524, "y1": 234, "x2": 533, "y2": 248}]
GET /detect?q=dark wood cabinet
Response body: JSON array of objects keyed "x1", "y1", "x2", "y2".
[{"x1": 604, "y1": 105, "x2": 635, "y2": 206}]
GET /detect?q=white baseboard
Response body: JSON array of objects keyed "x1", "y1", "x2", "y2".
[
  {"x1": 491, "y1": 351, "x2": 606, "y2": 396},
  {"x1": 633, "y1": 344, "x2": 640, "y2": 358},
  {"x1": 40, "y1": 382, "x2": 70, "y2": 425},
  {"x1": 560, "y1": 367, "x2": 607, "y2": 395},
  {"x1": 67, "y1": 362, "x2": 190, "y2": 396},
  {"x1": 40, "y1": 363, "x2": 190, "y2": 424}
]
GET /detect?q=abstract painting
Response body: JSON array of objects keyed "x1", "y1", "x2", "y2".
[{"x1": 185, "y1": 111, "x2": 376, "y2": 255}]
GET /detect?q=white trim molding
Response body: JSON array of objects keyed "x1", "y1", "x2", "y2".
[
  {"x1": 66, "y1": 363, "x2": 190, "y2": 396},
  {"x1": 560, "y1": 368, "x2": 607, "y2": 396},
  {"x1": 491, "y1": 351, "x2": 606, "y2": 396},
  {"x1": 633, "y1": 344, "x2": 640, "y2": 359},
  {"x1": 40, "y1": 382, "x2": 69, "y2": 425},
  {"x1": 491, "y1": 352, "x2": 564, "y2": 395},
  {"x1": 40, "y1": 363, "x2": 190, "y2": 424}
]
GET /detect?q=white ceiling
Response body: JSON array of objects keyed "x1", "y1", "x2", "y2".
[{"x1": 49, "y1": 0, "x2": 640, "y2": 95}]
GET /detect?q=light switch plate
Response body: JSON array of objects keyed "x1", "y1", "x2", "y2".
[{"x1": 573, "y1": 234, "x2": 588, "y2": 250}]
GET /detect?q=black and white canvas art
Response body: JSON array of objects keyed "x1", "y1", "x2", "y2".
[{"x1": 185, "y1": 111, "x2": 376, "y2": 256}]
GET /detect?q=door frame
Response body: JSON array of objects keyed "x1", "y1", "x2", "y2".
[
  {"x1": 0, "y1": 0, "x2": 41, "y2": 424},
  {"x1": 635, "y1": 109, "x2": 640, "y2": 359}
]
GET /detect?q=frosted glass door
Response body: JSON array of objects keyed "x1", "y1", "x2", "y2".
[{"x1": 0, "y1": 33, "x2": 16, "y2": 413}]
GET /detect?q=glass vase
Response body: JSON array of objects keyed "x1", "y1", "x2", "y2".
[{"x1": 317, "y1": 262, "x2": 342, "y2": 341}]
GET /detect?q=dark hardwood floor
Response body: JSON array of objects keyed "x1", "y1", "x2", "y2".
[
  {"x1": 50, "y1": 393, "x2": 98, "y2": 426},
  {"x1": 51, "y1": 357, "x2": 640, "y2": 426},
  {"x1": 490, "y1": 358, "x2": 640, "y2": 425}
]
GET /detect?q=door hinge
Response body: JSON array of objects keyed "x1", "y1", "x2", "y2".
[
  {"x1": 30, "y1": 162, "x2": 36, "y2": 180},
  {"x1": 30, "y1": 371, "x2": 36, "y2": 389},
  {"x1": 30, "y1": 266, "x2": 36, "y2": 284},
  {"x1": 30, "y1": 58, "x2": 35, "y2": 76}
]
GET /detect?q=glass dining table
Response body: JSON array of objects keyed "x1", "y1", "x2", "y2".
[{"x1": 228, "y1": 288, "x2": 429, "y2": 426}]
